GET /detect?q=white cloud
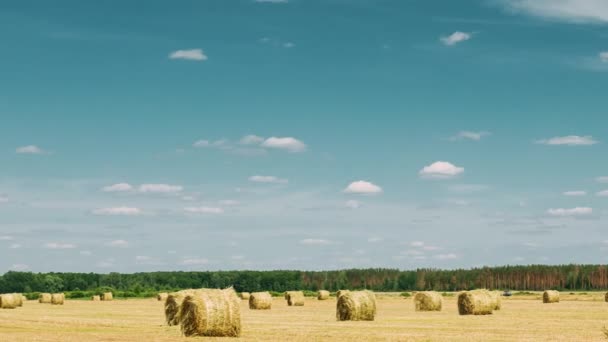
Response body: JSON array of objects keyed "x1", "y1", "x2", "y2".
[
  {"x1": 440, "y1": 31, "x2": 472, "y2": 46},
  {"x1": 44, "y1": 242, "x2": 76, "y2": 249},
  {"x1": 80, "y1": 250, "x2": 92, "y2": 256},
  {"x1": 11, "y1": 264, "x2": 29, "y2": 271},
  {"x1": 255, "y1": 0, "x2": 288, "y2": 3},
  {"x1": 248, "y1": 175, "x2": 288, "y2": 184},
  {"x1": 239, "y1": 135, "x2": 265, "y2": 145},
  {"x1": 343, "y1": 181, "x2": 383, "y2": 195},
  {"x1": 498, "y1": 0, "x2": 608, "y2": 23},
  {"x1": 563, "y1": 191, "x2": 587, "y2": 196},
  {"x1": 169, "y1": 49, "x2": 207, "y2": 61},
  {"x1": 107, "y1": 240, "x2": 129, "y2": 248},
  {"x1": 345, "y1": 200, "x2": 361, "y2": 209},
  {"x1": 434, "y1": 253, "x2": 458, "y2": 260},
  {"x1": 299, "y1": 238, "x2": 331, "y2": 246},
  {"x1": 93, "y1": 207, "x2": 141, "y2": 216},
  {"x1": 536, "y1": 135, "x2": 598, "y2": 146},
  {"x1": 410, "y1": 241, "x2": 425, "y2": 247},
  {"x1": 451, "y1": 131, "x2": 491, "y2": 141},
  {"x1": 0, "y1": 196, "x2": 8, "y2": 203},
  {"x1": 0, "y1": 236, "x2": 13, "y2": 241},
  {"x1": 597, "y1": 177, "x2": 608, "y2": 183},
  {"x1": 600, "y1": 51, "x2": 608, "y2": 62},
  {"x1": 367, "y1": 237, "x2": 383, "y2": 243},
  {"x1": 597, "y1": 190, "x2": 608, "y2": 197},
  {"x1": 139, "y1": 184, "x2": 183, "y2": 193},
  {"x1": 16, "y1": 145, "x2": 44, "y2": 154},
  {"x1": 180, "y1": 258, "x2": 209, "y2": 265},
  {"x1": 9, "y1": 243, "x2": 21, "y2": 249},
  {"x1": 193, "y1": 140, "x2": 210, "y2": 147},
  {"x1": 419, "y1": 161, "x2": 464, "y2": 179},
  {"x1": 102, "y1": 183, "x2": 133, "y2": 192},
  {"x1": 283, "y1": 42, "x2": 295, "y2": 48},
  {"x1": 184, "y1": 206, "x2": 224, "y2": 214},
  {"x1": 547, "y1": 207, "x2": 593, "y2": 216},
  {"x1": 261, "y1": 137, "x2": 307, "y2": 152}
]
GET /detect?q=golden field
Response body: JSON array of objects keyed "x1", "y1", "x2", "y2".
[{"x1": 1, "y1": 292, "x2": 608, "y2": 341}]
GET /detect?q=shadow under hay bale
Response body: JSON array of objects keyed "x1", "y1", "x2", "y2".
[
  {"x1": 543, "y1": 290, "x2": 559, "y2": 303},
  {"x1": 0, "y1": 294, "x2": 18, "y2": 309},
  {"x1": 39, "y1": 293, "x2": 52, "y2": 304},
  {"x1": 605, "y1": 292, "x2": 608, "y2": 303},
  {"x1": 249, "y1": 292, "x2": 272, "y2": 310},
  {"x1": 318, "y1": 290, "x2": 330, "y2": 300},
  {"x1": 285, "y1": 291, "x2": 305, "y2": 306},
  {"x1": 165, "y1": 290, "x2": 198, "y2": 326},
  {"x1": 240, "y1": 292, "x2": 250, "y2": 300},
  {"x1": 102, "y1": 292, "x2": 113, "y2": 301},
  {"x1": 92, "y1": 295, "x2": 101, "y2": 301},
  {"x1": 489, "y1": 291, "x2": 502, "y2": 310},
  {"x1": 336, "y1": 290, "x2": 376, "y2": 321},
  {"x1": 179, "y1": 287, "x2": 241, "y2": 337},
  {"x1": 414, "y1": 291, "x2": 442, "y2": 312},
  {"x1": 458, "y1": 290, "x2": 494, "y2": 315},
  {"x1": 157, "y1": 293, "x2": 169, "y2": 301},
  {"x1": 51, "y1": 293, "x2": 64, "y2": 305}
]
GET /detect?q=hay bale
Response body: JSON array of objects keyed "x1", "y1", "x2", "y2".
[
  {"x1": 457, "y1": 290, "x2": 494, "y2": 315},
  {"x1": 414, "y1": 291, "x2": 442, "y2": 312},
  {"x1": 179, "y1": 287, "x2": 241, "y2": 337},
  {"x1": 285, "y1": 291, "x2": 305, "y2": 306},
  {"x1": 489, "y1": 291, "x2": 502, "y2": 310},
  {"x1": 543, "y1": 290, "x2": 559, "y2": 303},
  {"x1": 605, "y1": 292, "x2": 608, "y2": 302},
  {"x1": 0, "y1": 294, "x2": 18, "y2": 309},
  {"x1": 336, "y1": 290, "x2": 350, "y2": 298},
  {"x1": 20, "y1": 294, "x2": 27, "y2": 303},
  {"x1": 13, "y1": 293, "x2": 23, "y2": 307},
  {"x1": 102, "y1": 292, "x2": 113, "y2": 301},
  {"x1": 240, "y1": 292, "x2": 250, "y2": 300},
  {"x1": 318, "y1": 290, "x2": 330, "y2": 300},
  {"x1": 51, "y1": 293, "x2": 65, "y2": 305},
  {"x1": 39, "y1": 293, "x2": 52, "y2": 304},
  {"x1": 165, "y1": 290, "x2": 198, "y2": 326},
  {"x1": 336, "y1": 290, "x2": 376, "y2": 321},
  {"x1": 92, "y1": 295, "x2": 101, "y2": 301},
  {"x1": 157, "y1": 292, "x2": 169, "y2": 301},
  {"x1": 249, "y1": 292, "x2": 272, "y2": 310}
]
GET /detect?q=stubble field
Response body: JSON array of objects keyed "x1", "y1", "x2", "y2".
[{"x1": 1, "y1": 292, "x2": 608, "y2": 341}]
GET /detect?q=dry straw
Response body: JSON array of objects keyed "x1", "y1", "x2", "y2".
[
  {"x1": 165, "y1": 290, "x2": 198, "y2": 326},
  {"x1": 102, "y1": 292, "x2": 113, "y2": 301},
  {"x1": 285, "y1": 291, "x2": 305, "y2": 306},
  {"x1": 179, "y1": 287, "x2": 241, "y2": 337},
  {"x1": 336, "y1": 290, "x2": 377, "y2": 321},
  {"x1": 0, "y1": 294, "x2": 18, "y2": 309},
  {"x1": 489, "y1": 291, "x2": 502, "y2": 310},
  {"x1": 240, "y1": 292, "x2": 250, "y2": 300},
  {"x1": 249, "y1": 292, "x2": 272, "y2": 310},
  {"x1": 51, "y1": 293, "x2": 65, "y2": 305},
  {"x1": 13, "y1": 293, "x2": 23, "y2": 307},
  {"x1": 605, "y1": 292, "x2": 608, "y2": 302},
  {"x1": 317, "y1": 290, "x2": 330, "y2": 300},
  {"x1": 39, "y1": 293, "x2": 52, "y2": 304},
  {"x1": 414, "y1": 291, "x2": 443, "y2": 312},
  {"x1": 336, "y1": 290, "x2": 350, "y2": 298},
  {"x1": 157, "y1": 292, "x2": 169, "y2": 301},
  {"x1": 92, "y1": 295, "x2": 101, "y2": 301},
  {"x1": 543, "y1": 290, "x2": 559, "y2": 303},
  {"x1": 457, "y1": 289, "x2": 494, "y2": 315}
]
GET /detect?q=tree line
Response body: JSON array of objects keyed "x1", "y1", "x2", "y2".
[{"x1": 1, "y1": 264, "x2": 608, "y2": 296}]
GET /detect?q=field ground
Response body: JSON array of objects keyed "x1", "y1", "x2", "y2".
[{"x1": 2, "y1": 292, "x2": 608, "y2": 341}]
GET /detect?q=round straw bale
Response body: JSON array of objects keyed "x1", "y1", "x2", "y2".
[
  {"x1": 489, "y1": 291, "x2": 502, "y2": 310},
  {"x1": 336, "y1": 290, "x2": 376, "y2": 321},
  {"x1": 102, "y1": 292, "x2": 113, "y2": 301},
  {"x1": 0, "y1": 294, "x2": 18, "y2": 309},
  {"x1": 157, "y1": 292, "x2": 169, "y2": 301},
  {"x1": 13, "y1": 293, "x2": 23, "y2": 307},
  {"x1": 249, "y1": 292, "x2": 272, "y2": 310},
  {"x1": 179, "y1": 287, "x2": 241, "y2": 337},
  {"x1": 318, "y1": 290, "x2": 330, "y2": 300},
  {"x1": 51, "y1": 293, "x2": 65, "y2": 305},
  {"x1": 543, "y1": 290, "x2": 559, "y2": 303},
  {"x1": 285, "y1": 291, "x2": 305, "y2": 306},
  {"x1": 605, "y1": 292, "x2": 608, "y2": 302},
  {"x1": 165, "y1": 290, "x2": 199, "y2": 326},
  {"x1": 414, "y1": 291, "x2": 443, "y2": 312},
  {"x1": 336, "y1": 290, "x2": 350, "y2": 298},
  {"x1": 39, "y1": 293, "x2": 52, "y2": 304},
  {"x1": 91, "y1": 295, "x2": 101, "y2": 301},
  {"x1": 20, "y1": 294, "x2": 27, "y2": 303},
  {"x1": 240, "y1": 292, "x2": 250, "y2": 300},
  {"x1": 457, "y1": 290, "x2": 494, "y2": 315}
]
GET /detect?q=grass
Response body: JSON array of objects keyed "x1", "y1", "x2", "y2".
[{"x1": 1, "y1": 292, "x2": 608, "y2": 341}]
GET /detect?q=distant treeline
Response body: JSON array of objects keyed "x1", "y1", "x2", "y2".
[{"x1": 2, "y1": 264, "x2": 608, "y2": 295}]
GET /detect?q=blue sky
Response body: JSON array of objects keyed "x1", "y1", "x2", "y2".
[{"x1": 1, "y1": 0, "x2": 608, "y2": 272}]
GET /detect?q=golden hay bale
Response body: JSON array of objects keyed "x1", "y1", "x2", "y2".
[
  {"x1": 543, "y1": 290, "x2": 559, "y2": 303},
  {"x1": 20, "y1": 294, "x2": 27, "y2": 303},
  {"x1": 318, "y1": 290, "x2": 330, "y2": 300},
  {"x1": 249, "y1": 292, "x2": 272, "y2": 310},
  {"x1": 489, "y1": 291, "x2": 502, "y2": 310},
  {"x1": 39, "y1": 293, "x2": 52, "y2": 304},
  {"x1": 605, "y1": 292, "x2": 608, "y2": 302},
  {"x1": 336, "y1": 290, "x2": 350, "y2": 298},
  {"x1": 13, "y1": 293, "x2": 23, "y2": 307},
  {"x1": 457, "y1": 290, "x2": 494, "y2": 315},
  {"x1": 157, "y1": 292, "x2": 169, "y2": 301},
  {"x1": 414, "y1": 291, "x2": 443, "y2": 312},
  {"x1": 165, "y1": 290, "x2": 198, "y2": 326},
  {"x1": 0, "y1": 294, "x2": 18, "y2": 309},
  {"x1": 336, "y1": 290, "x2": 376, "y2": 321},
  {"x1": 285, "y1": 291, "x2": 305, "y2": 306},
  {"x1": 91, "y1": 295, "x2": 101, "y2": 301},
  {"x1": 102, "y1": 292, "x2": 113, "y2": 301},
  {"x1": 51, "y1": 293, "x2": 65, "y2": 305},
  {"x1": 240, "y1": 292, "x2": 250, "y2": 300},
  {"x1": 179, "y1": 287, "x2": 241, "y2": 337}
]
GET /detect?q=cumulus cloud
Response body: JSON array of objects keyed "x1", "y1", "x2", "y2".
[
  {"x1": 419, "y1": 161, "x2": 464, "y2": 179},
  {"x1": 450, "y1": 131, "x2": 491, "y2": 141},
  {"x1": 299, "y1": 238, "x2": 331, "y2": 246},
  {"x1": 345, "y1": 200, "x2": 361, "y2": 209},
  {"x1": 139, "y1": 184, "x2": 183, "y2": 193},
  {"x1": 600, "y1": 51, "x2": 608, "y2": 62},
  {"x1": 497, "y1": 0, "x2": 608, "y2": 23},
  {"x1": 239, "y1": 135, "x2": 265, "y2": 145},
  {"x1": 547, "y1": 207, "x2": 593, "y2": 216},
  {"x1": 102, "y1": 183, "x2": 133, "y2": 192},
  {"x1": 93, "y1": 207, "x2": 141, "y2": 216},
  {"x1": 597, "y1": 190, "x2": 608, "y2": 197},
  {"x1": 261, "y1": 137, "x2": 307, "y2": 152},
  {"x1": 180, "y1": 258, "x2": 209, "y2": 265},
  {"x1": 107, "y1": 240, "x2": 129, "y2": 248},
  {"x1": 597, "y1": 177, "x2": 608, "y2": 183},
  {"x1": 44, "y1": 242, "x2": 76, "y2": 249},
  {"x1": 440, "y1": 31, "x2": 472, "y2": 46},
  {"x1": 248, "y1": 175, "x2": 288, "y2": 184},
  {"x1": 0, "y1": 196, "x2": 8, "y2": 203},
  {"x1": 343, "y1": 181, "x2": 382, "y2": 195},
  {"x1": 169, "y1": 49, "x2": 207, "y2": 61},
  {"x1": 563, "y1": 191, "x2": 587, "y2": 196},
  {"x1": 16, "y1": 145, "x2": 45, "y2": 154},
  {"x1": 183, "y1": 206, "x2": 224, "y2": 214},
  {"x1": 536, "y1": 135, "x2": 598, "y2": 146}
]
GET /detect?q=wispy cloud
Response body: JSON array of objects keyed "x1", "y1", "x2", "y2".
[
  {"x1": 419, "y1": 161, "x2": 464, "y2": 179},
  {"x1": 547, "y1": 207, "x2": 593, "y2": 216},
  {"x1": 249, "y1": 175, "x2": 288, "y2": 184},
  {"x1": 536, "y1": 135, "x2": 598, "y2": 146},
  {"x1": 139, "y1": 184, "x2": 183, "y2": 194},
  {"x1": 563, "y1": 191, "x2": 587, "y2": 196},
  {"x1": 16, "y1": 145, "x2": 45, "y2": 154},
  {"x1": 44, "y1": 242, "x2": 76, "y2": 249},
  {"x1": 597, "y1": 190, "x2": 608, "y2": 197},
  {"x1": 440, "y1": 31, "x2": 472, "y2": 46},
  {"x1": 93, "y1": 207, "x2": 141, "y2": 216},
  {"x1": 345, "y1": 200, "x2": 361, "y2": 209},
  {"x1": 239, "y1": 135, "x2": 265, "y2": 145},
  {"x1": 255, "y1": 0, "x2": 288, "y2": 3},
  {"x1": 180, "y1": 258, "x2": 209, "y2": 265},
  {"x1": 107, "y1": 240, "x2": 129, "y2": 248},
  {"x1": 102, "y1": 183, "x2": 133, "y2": 192},
  {"x1": 497, "y1": 0, "x2": 608, "y2": 23},
  {"x1": 183, "y1": 206, "x2": 224, "y2": 214},
  {"x1": 299, "y1": 238, "x2": 331, "y2": 246},
  {"x1": 597, "y1": 176, "x2": 608, "y2": 183},
  {"x1": 261, "y1": 137, "x2": 307, "y2": 152},
  {"x1": 450, "y1": 131, "x2": 491, "y2": 141},
  {"x1": 169, "y1": 49, "x2": 207, "y2": 61},
  {"x1": 343, "y1": 181, "x2": 383, "y2": 195}
]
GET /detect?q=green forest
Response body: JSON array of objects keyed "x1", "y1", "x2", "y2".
[{"x1": 2, "y1": 264, "x2": 608, "y2": 298}]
